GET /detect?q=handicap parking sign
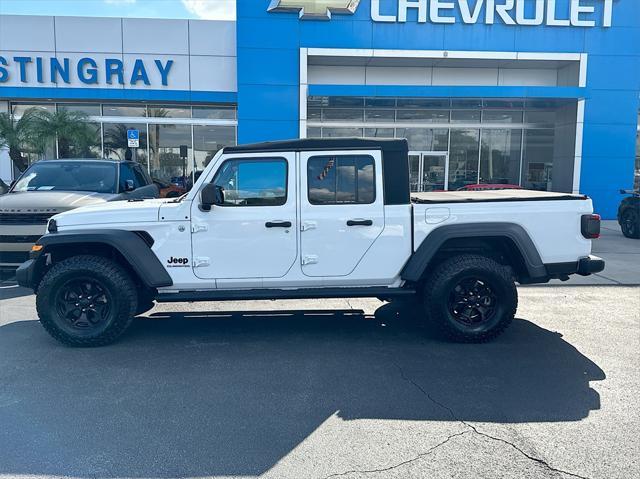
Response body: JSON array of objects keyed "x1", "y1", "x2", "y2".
[{"x1": 127, "y1": 129, "x2": 140, "y2": 148}]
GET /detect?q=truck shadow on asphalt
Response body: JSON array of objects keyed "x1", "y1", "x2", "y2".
[{"x1": 0, "y1": 302, "x2": 605, "y2": 478}]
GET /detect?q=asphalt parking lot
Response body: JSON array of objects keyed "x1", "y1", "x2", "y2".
[{"x1": 0, "y1": 222, "x2": 638, "y2": 479}]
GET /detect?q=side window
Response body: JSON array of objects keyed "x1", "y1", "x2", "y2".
[
  {"x1": 212, "y1": 158, "x2": 288, "y2": 206},
  {"x1": 308, "y1": 155, "x2": 375, "y2": 205},
  {"x1": 119, "y1": 163, "x2": 142, "y2": 191},
  {"x1": 133, "y1": 165, "x2": 149, "y2": 186}
]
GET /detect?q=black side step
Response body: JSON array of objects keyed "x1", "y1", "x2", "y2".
[{"x1": 156, "y1": 287, "x2": 416, "y2": 303}]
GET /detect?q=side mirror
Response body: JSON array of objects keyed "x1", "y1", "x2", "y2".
[
  {"x1": 201, "y1": 183, "x2": 224, "y2": 211},
  {"x1": 124, "y1": 179, "x2": 135, "y2": 192}
]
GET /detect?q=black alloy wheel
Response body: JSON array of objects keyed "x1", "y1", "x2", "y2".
[
  {"x1": 621, "y1": 209, "x2": 640, "y2": 239},
  {"x1": 54, "y1": 277, "x2": 112, "y2": 332},
  {"x1": 448, "y1": 277, "x2": 498, "y2": 326}
]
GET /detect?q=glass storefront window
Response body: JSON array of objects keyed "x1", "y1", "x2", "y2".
[
  {"x1": 307, "y1": 127, "x2": 322, "y2": 138},
  {"x1": 483, "y1": 110, "x2": 524, "y2": 123},
  {"x1": 308, "y1": 109, "x2": 322, "y2": 121},
  {"x1": 397, "y1": 98, "x2": 450, "y2": 109},
  {"x1": 525, "y1": 110, "x2": 557, "y2": 127},
  {"x1": 448, "y1": 129, "x2": 480, "y2": 190},
  {"x1": 365, "y1": 98, "x2": 396, "y2": 108},
  {"x1": 396, "y1": 128, "x2": 448, "y2": 151},
  {"x1": 59, "y1": 123, "x2": 102, "y2": 159},
  {"x1": 192, "y1": 106, "x2": 236, "y2": 120},
  {"x1": 451, "y1": 110, "x2": 480, "y2": 123},
  {"x1": 193, "y1": 125, "x2": 236, "y2": 178},
  {"x1": 102, "y1": 104, "x2": 147, "y2": 117},
  {"x1": 484, "y1": 99, "x2": 525, "y2": 109},
  {"x1": 396, "y1": 110, "x2": 449, "y2": 123},
  {"x1": 522, "y1": 129, "x2": 555, "y2": 191},
  {"x1": 364, "y1": 128, "x2": 395, "y2": 138},
  {"x1": 11, "y1": 102, "x2": 54, "y2": 116},
  {"x1": 148, "y1": 124, "x2": 193, "y2": 188},
  {"x1": 322, "y1": 127, "x2": 364, "y2": 137},
  {"x1": 480, "y1": 129, "x2": 523, "y2": 185},
  {"x1": 103, "y1": 123, "x2": 149, "y2": 167},
  {"x1": 323, "y1": 109, "x2": 364, "y2": 122},
  {"x1": 58, "y1": 103, "x2": 101, "y2": 116},
  {"x1": 452, "y1": 99, "x2": 482, "y2": 109},
  {"x1": 147, "y1": 105, "x2": 191, "y2": 118},
  {"x1": 365, "y1": 109, "x2": 395, "y2": 122}
]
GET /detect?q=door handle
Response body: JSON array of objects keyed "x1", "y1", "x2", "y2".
[
  {"x1": 265, "y1": 221, "x2": 292, "y2": 228},
  {"x1": 347, "y1": 219, "x2": 373, "y2": 227}
]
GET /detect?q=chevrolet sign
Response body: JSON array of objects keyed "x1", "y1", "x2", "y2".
[
  {"x1": 267, "y1": 0, "x2": 361, "y2": 19},
  {"x1": 269, "y1": 0, "x2": 615, "y2": 27}
]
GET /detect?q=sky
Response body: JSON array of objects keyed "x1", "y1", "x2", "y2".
[{"x1": 0, "y1": 0, "x2": 236, "y2": 20}]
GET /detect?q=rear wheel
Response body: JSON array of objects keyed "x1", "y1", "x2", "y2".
[
  {"x1": 36, "y1": 255, "x2": 138, "y2": 347},
  {"x1": 620, "y1": 208, "x2": 640, "y2": 239},
  {"x1": 423, "y1": 254, "x2": 517, "y2": 343}
]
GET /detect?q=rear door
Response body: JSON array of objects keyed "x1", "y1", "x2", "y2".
[{"x1": 300, "y1": 150, "x2": 384, "y2": 277}]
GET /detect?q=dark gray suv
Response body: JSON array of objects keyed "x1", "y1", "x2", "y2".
[
  {"x1": 0, "y1": 159, "x2": 158, "y2": 268},
  {"x1": 618, "y1": 189, "x2": 640, "y2": 239}
]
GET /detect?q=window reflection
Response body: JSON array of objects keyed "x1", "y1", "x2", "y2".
[
  {"x1": 448, "y1": 129, "x2": 480, "y2": 190},
  {"x1": 148, "y1": 124, "x2": 192, "y2": 189},
  {"x1": 59, "y1": 123, "x2": 102, "y2": 159},
  {"x1": 102, "y1": 104, "x2": 146, "y2": 117},
  {"x1": 480, "y1": 129, "x2": 522, "y2": 185},
  {"x1": 193, "y1": 125, "x2": 236, "y2": 179},
  {"x1": 522, "y1": 130, "x2": 555, "y2": 191},
  {"x1": 104, "y1": 123, "x2": 148, "y2": 167}
]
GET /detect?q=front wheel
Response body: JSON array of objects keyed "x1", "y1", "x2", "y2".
[
  {"x1": 423, "y1": 255, "x2": 517, "y2": 343},
  {"x1": 36, "y1": 255, "x2": 138, "y2": 347},
  {"x1": 620, "y1": 209, "x2": 640, "y2": 239}
]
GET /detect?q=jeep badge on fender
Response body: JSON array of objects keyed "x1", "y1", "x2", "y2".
[{"x1": 167, "y1": 256, "x2": 189, "y2": 267}]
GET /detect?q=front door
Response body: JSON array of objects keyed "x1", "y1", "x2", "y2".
[
  {"x1": 300, "y1": 151, "x2": 385, "y2": 277},
  {"x1": 409, "y1": 152, "x2": 449, "y2": 192},
  {"x1": 190, "y1": 153, "x2": 297, "y2": 281}
]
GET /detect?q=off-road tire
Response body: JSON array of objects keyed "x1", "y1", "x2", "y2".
[
  {"x1": 36, "y1": 255, "x2": 138, "y2": 347},
  {"x1": 620, "y1": 209, "x2": 640, "y2": 239},
  {"x1": 423, "y1": 254, "x2": 517, "y2": 343}
]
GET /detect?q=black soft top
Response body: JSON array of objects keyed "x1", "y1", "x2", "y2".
[{"x1": 224, "y1": 138, "x2": 410, "y2": 205}]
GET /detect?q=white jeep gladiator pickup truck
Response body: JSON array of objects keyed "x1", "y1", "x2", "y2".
[{"x1": 17, "y1": 138, "x2": 605, "y2": 346}]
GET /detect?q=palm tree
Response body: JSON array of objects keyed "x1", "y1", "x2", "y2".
[
  {"x1": 0, "y1": 107, "x2": 41, "y2": 172},
  {"x1": 31, "y1": 109, "x2": 97, "y2": 159}
]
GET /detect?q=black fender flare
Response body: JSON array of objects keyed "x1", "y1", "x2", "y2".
[
  {"x1": 401, "y1": 222, "x2": 547, "y2": 282},
  {"x1": 35, "y1": 229, "x2": 173, "y2": 288}
]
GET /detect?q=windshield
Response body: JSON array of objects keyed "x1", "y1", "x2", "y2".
[{"x1": 12, "y1": 162, "x2": 118, "y2": 194}]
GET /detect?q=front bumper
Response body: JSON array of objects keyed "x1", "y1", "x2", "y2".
[{"x1": 16, "y1": 258, "x2": 37, "y2": 289}]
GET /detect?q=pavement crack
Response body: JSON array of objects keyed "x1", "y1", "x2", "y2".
[
  {"x1": 394, "y1": 364, "x2": 592, "y2": 479},
  {"x1": 321, "y1": 430, "x2": 469, "y2": 479}
]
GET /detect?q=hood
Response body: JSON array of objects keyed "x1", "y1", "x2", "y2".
[
  {"x1": 54, "y1": 198, "x2": 166, "y2": 227},
  {"x1": 0, "y1": 191, "x2": 113, "y2": 214}
]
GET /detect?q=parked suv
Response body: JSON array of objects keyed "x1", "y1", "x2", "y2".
[
  {"x1": 618, "y1": 189, "x2": 640, "y2": 239},
  {"x1": 0, "y1": 159, "x2": 158, "y2": 268}
]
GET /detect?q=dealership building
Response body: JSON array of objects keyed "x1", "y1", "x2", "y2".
[{"x1": 0, "y1": 0, "x2": 638, "y2": 218}]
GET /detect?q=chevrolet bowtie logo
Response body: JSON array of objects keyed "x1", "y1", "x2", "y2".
[{"x1": 268, "y1": 0, "x2": 361, "y2": 20}]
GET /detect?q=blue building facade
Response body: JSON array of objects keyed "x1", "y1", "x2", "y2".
[
  {"x1": 0, "y1": 1, "x2": 639, "y2": 218},
  {"x1": 237, "y1": 0, "x2": 640, "y2": 218}
]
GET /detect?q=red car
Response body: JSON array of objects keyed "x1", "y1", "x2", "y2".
[
  {"x1": 153, "y1": 178, "x2": 187, "y2": 198},
  {"x1": 458, "y1": 184, "x2": 523, "y2": 191}
]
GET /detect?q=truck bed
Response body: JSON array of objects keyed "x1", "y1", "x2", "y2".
[{"x1": 411, "y1": 190, "x2": 587, "y2": 204}]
